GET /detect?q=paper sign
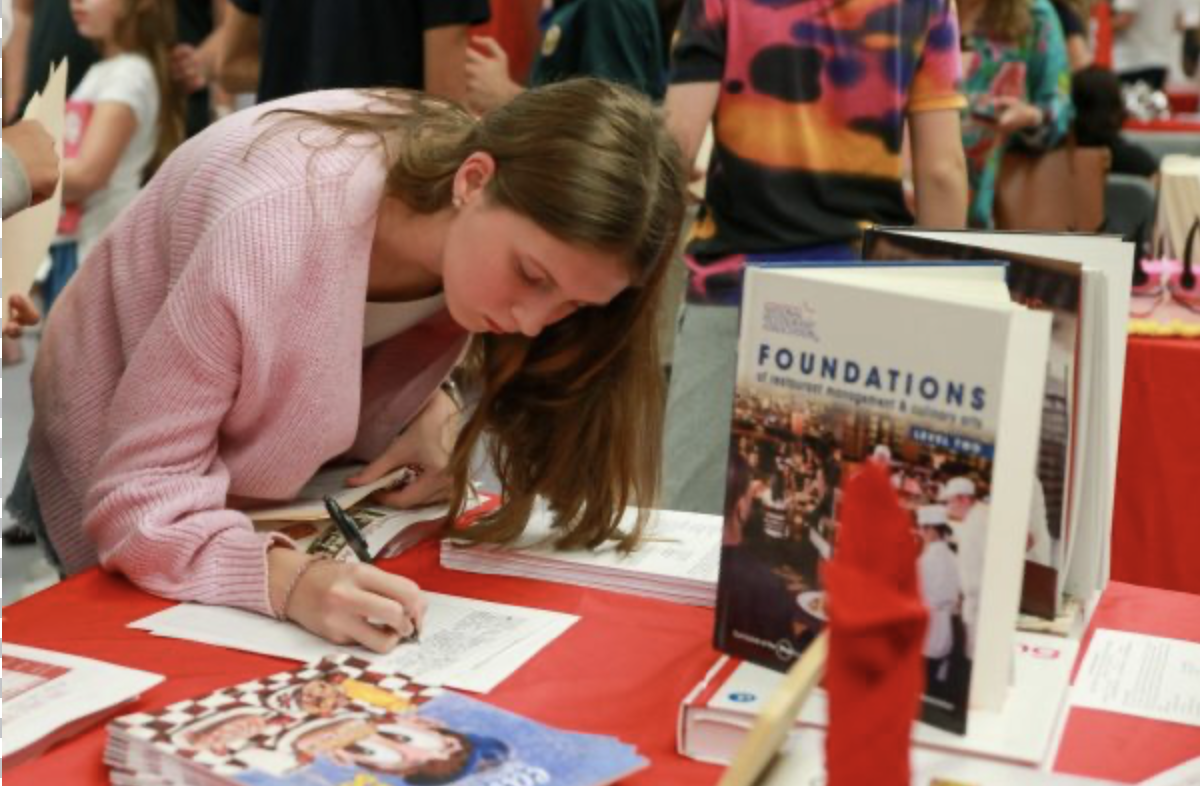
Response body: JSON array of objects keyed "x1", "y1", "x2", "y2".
[
  {"x1": 1072, "y1": 629, "x2": 1200, "y2": 728},
  {"x1": 3, "y1": 59, "x2": 68, "y2": 307}
]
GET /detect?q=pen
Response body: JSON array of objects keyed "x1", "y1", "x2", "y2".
[
  {"x1": 323, "y1": 495, "x2": 373, "y2": 564},
  {"x1": 323, "y1": 494, "x2": 421, "y2": 643}
]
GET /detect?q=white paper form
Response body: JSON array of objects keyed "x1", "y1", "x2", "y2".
[
  {"x1": 1071, "y1": 629, "x2": 1200, "y2": 728},
  {"x1": 129, "y1": 592, "x2": 578, "y2": 693}
]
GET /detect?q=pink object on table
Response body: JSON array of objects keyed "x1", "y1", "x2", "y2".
[{"x1": 824, "y1": 464, "x2": 928, "y2": 786}]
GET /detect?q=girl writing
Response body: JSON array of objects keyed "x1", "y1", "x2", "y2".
[{"x1": 14, "y1": 79, "x2": 687, "y2": 654}]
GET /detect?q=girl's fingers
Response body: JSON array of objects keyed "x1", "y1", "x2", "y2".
[
  {"x1": 345, "y1": 445, "x2": 407, "y2": 486},
  {"x1": 373, "y1": 470, "x2": 450, "y2": 510},
  {"x1": 354, "y1": 568, "x2": 428, "y2": 631},
  {"x1": 350, "y1": 587, "x2": 414, "y2": 639},
  {"x1": 342, "y1": 614, "x2": 404, "y2": 654}
]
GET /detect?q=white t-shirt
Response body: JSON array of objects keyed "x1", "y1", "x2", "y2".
[
  {"x1": 69, "y1": 53, "x2": 159, "y2": 258},
  {"x1": 1113, "y1": 0, "x2": 1184, "y2": 74},
  {"x1": 363, "y1": 293, "x2": 446, "y2": 347}
]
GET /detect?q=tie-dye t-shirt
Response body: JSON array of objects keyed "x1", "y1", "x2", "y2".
[{"x1": 672, "y1": 0, "x2": 964, "y2": 301}]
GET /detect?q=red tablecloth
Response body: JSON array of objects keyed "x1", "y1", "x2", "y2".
[
  {"x1": 1111, "y1": 337, "x2": 1200, "y2": 595},
  {"x1": 1054, "y1": 581, "x2": 1200, "y2": 782},
  {"x1": 1, "y1": 541, "x2": 722, "y2": 785},
  {"x1": 4, "y1": 551, "x2": 1199, "y2": 782}
]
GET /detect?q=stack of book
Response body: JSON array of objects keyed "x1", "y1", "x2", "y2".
[
  {"x1": 678, "y1": 632, "x2": 1078, "y2": 768},
  {"x1": 105, "y1": 655, "x2": 647, "y2": 786},
  {"x1": 441, "y1": 503, "x2": 722, "y2": 606},
  {"x1": 711, "y1": 228, "x2": 1132, "y2": 743}
]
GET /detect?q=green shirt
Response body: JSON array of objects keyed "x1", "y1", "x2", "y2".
[{"x1": 530, "y1": 0, "x2": 666, "y2": 101}]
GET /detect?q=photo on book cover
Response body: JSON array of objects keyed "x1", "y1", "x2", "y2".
[{"x1": 862, "y1": 228, "x2": 1083, "y2": 619}]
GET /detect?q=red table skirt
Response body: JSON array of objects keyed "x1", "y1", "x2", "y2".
[{"x1": 1111, "y1": 337, "x2": 1200, "y2": 595}]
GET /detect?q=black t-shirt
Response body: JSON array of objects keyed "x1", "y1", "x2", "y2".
[
  {"x1": 19, "y1": 0, "x2": 99, "y2": 116},
  {"x1": 529, "y1": 0, "x2": 667, "y2": 101},
  {"x1": 231, "y1": 0, "x2": 491, "y2": 103}
]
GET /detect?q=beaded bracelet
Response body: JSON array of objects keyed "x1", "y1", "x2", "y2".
[{"x1": 275, "y1": 555, "x2": 330, "y2": 622}]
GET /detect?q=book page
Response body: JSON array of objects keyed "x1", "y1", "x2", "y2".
[
  {"x1": 1071, "y1": 630, "x2": 1200, "y2": 727},
  {"x1": 130, "y1": 593, "x2": 578, "y2": 694},
  {"x1": 3, "y1": 60, "x2": 68, "y2": 307}
]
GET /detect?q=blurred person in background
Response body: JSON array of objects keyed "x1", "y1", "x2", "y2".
[
  {"x1": 659, "y1": 0, "x2": 967, "y2": 515},
  {"x1": 212, "y1": 0, "x2": 491, "y2": 105},
  {"x1": 1112, "y1": 0, "x2": 1189, "y2": 90},
  {"x1": 1072, "y1": 64, "x2": 1158, "y2": 179},
  {"x1": 959, "y1": 0, "x2": 1072, "y2": 228},
  {"x1": 464, "y1": 0, "x2": 683, "y2": 114},
  {"x1": 1051, "y1": 0, "x2": 1093, "y2": 71}
]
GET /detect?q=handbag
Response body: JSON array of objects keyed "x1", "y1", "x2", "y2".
[{"x1": 994, "y1": 139, "x2": 1111, "y2": 232}]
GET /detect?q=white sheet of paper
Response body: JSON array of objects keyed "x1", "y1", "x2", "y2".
[
  {"x1": 1071, "y1": 629, "x2": 1200, "y2": 728},
  {"x1": 3, "y1": 60, "x2": 68, "y2": 307},
  {"x1": 129, "y1": 592, "x2": 578, "y2": 693},
  {"x1": 1140, "y1": 757, "x2": 1200, "y2": 786}
]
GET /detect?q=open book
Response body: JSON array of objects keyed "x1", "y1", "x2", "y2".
[
  {"x1": 716, "y1": 261, "x2": 1052, "y2": 733},
  {"x1": 863, "y1": 228, "x2": 1133, "y2": 616},
  {"x1": 247, "y1": 465, "x2": 448, "y2": 561}
]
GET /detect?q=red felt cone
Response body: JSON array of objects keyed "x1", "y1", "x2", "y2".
[{"x1": 825, "y1": 463, "x2": 929, "y2": 786}]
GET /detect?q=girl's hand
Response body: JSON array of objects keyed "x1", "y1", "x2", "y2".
[
  {"x1": 270, "y1": 548, "x2": 426, "y2": 652},
  {"x1": 992, "y1": 96, "x2": 1045, "y2": 136},
  {"x1": 465, "y1": 36, "x2": 523, "y2": 115},
  {"x1": 4, "y1": 294, "x2": 42, "y2": 338},
  {"x1": 346, "y1": 387, "x2": 460, "y2": 509},
  {"x1": 170, "y1": 44, "x2": 207, "y2": 94}
]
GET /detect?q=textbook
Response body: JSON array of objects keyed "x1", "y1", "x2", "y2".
[
  {"x1": 715, "y1": 261, "x2": 1052, "y2": 731},
  {"x1": 105, "y1": 655, "x2": 647, "y2": 786},
  {"x1": 678, "y1": 632, "x2": 1077, "y2": 768},
  {"x1": 863, "y1": 228, "x2": 1134, "y2": 615},
  {"x1": 441, "y1": 502, "x2": 721, "y2": 606},
  {"x1": 2, "y1": 643, "x2": 164, "y2": 768}
]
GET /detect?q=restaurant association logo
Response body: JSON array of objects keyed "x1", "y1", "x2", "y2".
[{"x1": 762, "y1": 300, "x2": 819, "y2": 343}]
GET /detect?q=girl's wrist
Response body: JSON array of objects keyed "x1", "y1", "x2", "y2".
[{"x1": 267, "y1": 546, "x2": 307, "y2": 618}]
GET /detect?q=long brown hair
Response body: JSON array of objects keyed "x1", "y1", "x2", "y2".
[
  {"x1": 111, "y1": 0, "x2": 186, "y2": 175},
  {"x1": 257, "y1": 79, "x2": 688, "y2": 551}
]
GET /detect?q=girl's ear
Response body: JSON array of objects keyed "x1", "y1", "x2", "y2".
[{"x1": 452, "y1": 152, "x2": 497, "y2": 207}]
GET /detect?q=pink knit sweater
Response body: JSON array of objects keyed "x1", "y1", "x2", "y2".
[{"x1": 30, "y1": 91, "x2": 469, "y2": 616}]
